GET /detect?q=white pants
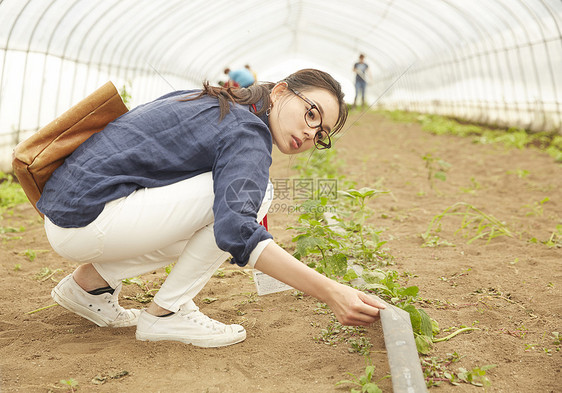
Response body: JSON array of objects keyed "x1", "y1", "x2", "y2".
[{"x1": 44, "y1": 172, "x2": 273, "y2": 312}]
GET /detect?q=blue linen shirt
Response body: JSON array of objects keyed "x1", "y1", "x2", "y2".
[{"x1": 37, "y1": 91, "x2": 273, "y2": 266}]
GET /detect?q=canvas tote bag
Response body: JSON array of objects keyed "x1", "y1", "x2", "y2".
[{"x1": 12, "y1": 82, "x2": 129, "y2": 217}]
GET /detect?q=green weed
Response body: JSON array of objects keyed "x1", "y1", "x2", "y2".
[
  {"x1": 338, "y1": 187, "x2": 393, "y2": 265},
  {"x1": 0, "y1": 172, "x2": 29, "y2": 210},
  {"x1": 523, "y1": 197, "x2": 549, "y2": 216},
  {"x1": 459, "y1": 177, "x2": 481, "y2": 194},
  {"x1": 34, "y1": 267, "x2": 63, "y2": 282},
  {"x1": 290, "y1": 198, "x2": 349, "y2": 279},
  {"x1": 422, "y1": 202, "x2": 513, "y2": 246},
  {"x1": 543, "y1": 224, "x2": 562, "y2": 248},
  {"x1": 122, "y1": 276, "x2": 162, "y2": 303},
  {"x1": 507, "y1": 168, "x2": 530, "y2": 179},
  {"x1": 314, "y1": 314, "x2": 371, "y2": 355},
  {"x1": 422, "y1": 352, "x2": 496, "y2": 388},
  {"x1": 380, "y1": 109, "x2": 562, "y2": 162},
  {"x1": 336, "y1": 356, "x2": 388, "y2": 393},
  {"x1": 292, "y1": 145, "x2": 352, "y2": 189},
  {"x1": 58, "y1": 378, "x2": 79, "y2": 392},
  {"x1": 422, "y1": 153, "x2": 451, "y2": 190},
  {"x1": 119, "y1": 81, "x2": 133, "y2": 109}
]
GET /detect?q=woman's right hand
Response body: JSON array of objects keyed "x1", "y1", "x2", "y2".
[
  {"x1": 254, "y1": 242, "x2": 386, "y2": 326},
  {"x1": 323, "y1": 281, "x2": 386, "y2": 326}
]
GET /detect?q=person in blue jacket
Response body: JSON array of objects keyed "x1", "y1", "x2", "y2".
[
  {"x1": 224, "y1": 67, "x2": 255, "y2": 87},
  {"x1": 39, "y1": 68, "x2": 385, "y2": 348}
]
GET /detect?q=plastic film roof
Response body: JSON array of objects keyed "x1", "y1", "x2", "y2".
[{"x1": 1, "y1": 0, "x2": 561, "y2": 168}]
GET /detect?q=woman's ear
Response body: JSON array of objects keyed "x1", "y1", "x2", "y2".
[{"x1": 270, "y1": 82, "x2": 288, "y2": 104}]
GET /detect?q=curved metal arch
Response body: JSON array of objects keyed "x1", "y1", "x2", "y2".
[
  {"x1": 358, "y1": 0, "x2": 473, "y2": 114},
  {"x1": 438, "y1": 0, "x2": 499, "y2": 121},
  {"x1": 399, "y1": 0, "x2": 479, "y2": 110},
  {"x1": 466, "y1": 0, "x2": 524, "y2": 121},
  {"x1": 68, "y1": 1, "x2": 119, "y2": 100},
  {"x1": 538, "y1": 0, "x2": 562, "y2": 123},
  {"x1": 35, "y1": 0, "x2": 84, "y2": 125},
  {"x1": 0, "y1": 0, "x2": 34, "y2": 128},
  {"x1": 539, "y1": 0, "x2": 562, "y2": 44},
  {"x1": 304, "y1": 0, "x2": 458, "y2": 61},
  {"x1": 101, "y1": 0, "x2": 187, "y2": 79},
  {"x1": 53, "y1": 0, "x2": 101, "y2": 112},
  {"x1": 80, "y1": 1, "x2": 148, "y2": 96},
  {"x1": 174, "y1": 0, "x2": 287, "y2": 81},
  {"x1": 517, "y1": 0, "x2": 560, "y2": 127},
  {"x1": 296, "y1": 0, "x2": 468, "y2": 84},
  {"x1": 156, "y1": 1, "x2": 290, "y2": 83},
  {"x1": 118, "y1": 0, "x2": 224, "y2": 84},
  {"x1": 93, "y1": 1, "x2": 165, "y2": 88},
  {"x1": 15, "y1": 0, "x2": 58, "y2": 136},
  {"x1": 299, "y1": 6, "x2": 421, "y2": 65},
  {"x1": 121, "y1": 0, "x2": 252, "y2": 97},
  {"x1": 107, "y1": 0, "x2": 188, "y2": 84},
  {"x1": 488, "y1": 0, "x2": 544, "y2": 127}
]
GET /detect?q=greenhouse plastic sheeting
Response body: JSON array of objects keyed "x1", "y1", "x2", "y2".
[{"x1": 1, "y1": 0, "x2": 561, "y2": 169}]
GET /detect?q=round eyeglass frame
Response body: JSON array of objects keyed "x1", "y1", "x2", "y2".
[{"x1": 289, "y1": 88, "x2": 331, "y2": 150}]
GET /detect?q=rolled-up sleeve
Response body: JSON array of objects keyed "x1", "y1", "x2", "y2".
[{"x1": 211, "y1": 121, "x2": 273, "y2": 266}]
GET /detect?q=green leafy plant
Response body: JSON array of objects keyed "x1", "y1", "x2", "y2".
[
  {"x1": 422, "y1": 153, "x2": 451, "y2": 189},
  {"x1": 0, "y1": 172, "x2": 29, "y2": 210},
  {"x1": 422, "y1": 352, "x2": 496, "y2": 388},
  {"x1": 122, "y1": 276, "x2": 163, "y2": 303},
  {"x1": 337, "y1": 356, "x2": 387, "y2": 393},
  {"x1": 59, "y1": 378, "x2": 79, "y2": 392},
  {"x1": 119, "y1": 81, "x2": 133, "y2": 109},
  {"x1": 290, "y1": 198, "x2": 351, "y2": 279},
  {"x1": 552, "y1": 331, "x2": 561, "y2": 344},
  {"x1": 543, "y1": 224, "x2": 562, "y2": 248},
  {"x1": 24, "y1": 249, "x2": 37, "y2": 262},
  {"x1": 292, "y1": 145, "x2": 348, "y2": 184},
  {"x1": 337, "y1": 188, "x2": 392, "y2": 264},
  {"x1": 314, "y1": 314, "x2": 371, "y2": 355},
  {"x1": 422, "y1": 202, "x2": 513, "y2": 246},
  {"x1": 523, "y1": 197, "x2": 549, "y2": 216},
  {"x1": 380, "y1": 109, "x2": 562, "y2": 162},
  {"x1": 459, "y1": 177, "x2": 481, "y2": 194},
  {"x1": 34, "y1": 267, "x2": 63, "y2": 282}
]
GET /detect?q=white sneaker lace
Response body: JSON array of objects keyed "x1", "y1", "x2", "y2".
[
  {"x1": 178, "y1": 310, "x2": 226, "y2": 332},
  {"x1": 100, "y1": 292, "x2": 131, "y2": 320}
]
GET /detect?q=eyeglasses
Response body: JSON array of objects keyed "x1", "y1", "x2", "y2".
[{"x1": 289, "y1": 88, "x2": 331, "y2": 150}]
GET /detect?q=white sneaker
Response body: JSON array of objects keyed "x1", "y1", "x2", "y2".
[
  {"x1": 135, "y1": 307, "x2": 246, "y2": 347},
  {"x1": 51, "y1": 274, "x2": 140, "y2": 327}
]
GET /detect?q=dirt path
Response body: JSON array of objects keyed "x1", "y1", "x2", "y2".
[{"x1": 1, "y1": 112, "x2": 560, "y2": 392}]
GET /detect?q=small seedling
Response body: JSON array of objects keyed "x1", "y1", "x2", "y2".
[
  {"x1": 336, "y1": 356, "x2": 388, "y2": 393},
  {"x1": 507, "y1": 168, "x2": 529, "y2": 179},
  {"x1": 551, "y1": 332, "x2": 561, "y2": 345},
  {"x1": 523, "y1": 197, "x2": 549, "y2": 216},
  {"x1": 422, "y1": 153, "x2": 451, "y2": 190},
  {"x1": 24, "y1": 249, "x2": 37, "y2": 262},
  {"x1": 422, "y1": 352, "x2": 496, "y2": 388},
  {"x1": 34, "y1": 267, "x2": 63, "y2": 282},
  {"x1": 543, "y1": 224, "x2": 562, "y2": 248},
  {"x1": 59, "y1": 378, "x2": 78, "y2": 392},
  {"x1": 422, "y1": 202, "x2": 513, "y2": 246},
  {"x1": 459, "y1": 177, "x2": 481, "y2": 194}
]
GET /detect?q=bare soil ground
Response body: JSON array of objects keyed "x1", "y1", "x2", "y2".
[{"x1": 1, "y1": 112, "x2": 560, "y2": 392}]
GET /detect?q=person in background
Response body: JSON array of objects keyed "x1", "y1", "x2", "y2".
[
  {"x1": 353, "y1": 54, "x2": 370, "y2": 109},
  {"x1": 39, "y1": 68, "x2": 386, "y2": 348},
  {"x1": 245, "y1": 64, "x2": 258, "y2": 84},
  {"x1": 224, "y1": 67, "x2": 255, "y2": 88}
]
